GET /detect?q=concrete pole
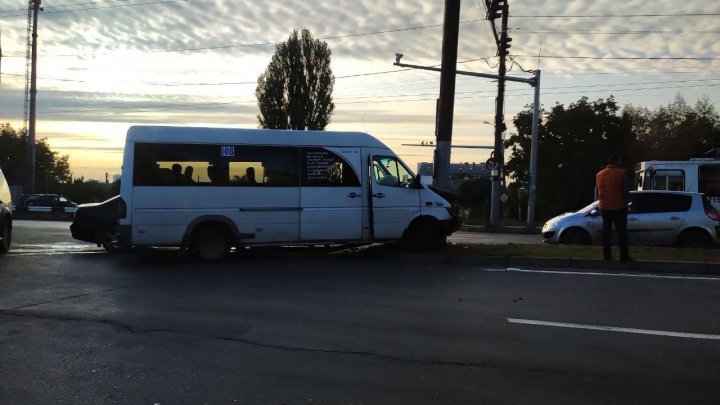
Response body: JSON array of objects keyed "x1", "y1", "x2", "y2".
[
  {"x1": 527, "y1": 70, "x2": 541, "y2": 228},
  {"x1": 27, "y1": 0, "x2": 41, "y2": 194},
  {"x1": 0, "y1": 31, "x2": 3, "y2": 119},
  {"x1": 434, "y1": 0, "x2": 461, "y2": 191}
]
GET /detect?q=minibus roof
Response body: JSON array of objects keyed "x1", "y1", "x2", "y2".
[{"x1": 127, "y1": 126, "x2": 390, "y2": 149}]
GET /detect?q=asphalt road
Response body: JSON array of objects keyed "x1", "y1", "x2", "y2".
[
  {"x1": 1, "y1": 221, "x2": 718, "y2": 404},
  {"x1": 9, "y1": 220, "x2": 542, "y2": 246}
]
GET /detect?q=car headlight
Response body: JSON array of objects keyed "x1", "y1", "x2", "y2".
[{"x1": 543, "y1": 220, "x2": 558, "y2": 231}]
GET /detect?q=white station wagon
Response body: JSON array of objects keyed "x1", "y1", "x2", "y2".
[{"x1": 542, "y1": 191, "x2": 720, "y2": 248}]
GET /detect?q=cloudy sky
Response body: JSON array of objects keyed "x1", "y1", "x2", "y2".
[{"x1": 0, "y1": 0, "x2": 719, "y2": 180}]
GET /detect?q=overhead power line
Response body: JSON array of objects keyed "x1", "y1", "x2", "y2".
[
  {"x1": 334, "y1": 78, "x2": 720, "y2": 101},
  {"x1": 515, "y1": 55, "x2": 718, "y2": 61},
  {"x1": 513, "y1": 29, "x2": 720, "y2": 35},
  {"x1": 0, "y1": 0, "x2": 132, "y2": 14},
  {"x1": 0, "y1": 0, "x2": 187, "y2": 19},
  {"x1": 510, "y1": 13, "x2": 720, "y2": 18},
  {"x1": 339, "y1": 82, "x2": 720, "y2": 105}
]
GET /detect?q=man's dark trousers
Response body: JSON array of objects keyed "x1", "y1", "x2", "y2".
[{"x1": 601, "y1": 209, "x2": 629, "y2": 260}]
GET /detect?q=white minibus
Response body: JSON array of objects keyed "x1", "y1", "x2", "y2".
[
  {"x1": 635, "y1": 158, "x2": 720, "y2": 210},
  {"x1": 71, "y1": 126, "x2": 459, "y2": 259}
]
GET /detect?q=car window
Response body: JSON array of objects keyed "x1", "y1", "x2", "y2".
[
  {"x1": 577, "y1": 201, "x2": 598, "y2": 214},
  {"x1": 630, "y1": 193, "x2": 691, "y2": 214}
]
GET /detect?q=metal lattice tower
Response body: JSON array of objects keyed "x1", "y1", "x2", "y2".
[{"x1": 23, "y1": 1, "x2": 34, "y2": 131}]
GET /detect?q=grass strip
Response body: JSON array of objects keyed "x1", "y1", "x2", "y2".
[{"x1": 449, "y1": 243, "x2": 719, "y2": 263}]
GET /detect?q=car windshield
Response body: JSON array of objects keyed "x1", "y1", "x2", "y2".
[{"x1": 577, "y1": 201, "x2": 598, "y2": 214}]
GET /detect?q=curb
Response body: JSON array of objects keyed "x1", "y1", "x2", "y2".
[
  {"x1": 460, "y1": 225, "x2": 541, "y2": 234},
  {"x1": 390, "y1": 253, "x2": 720, "y2": 276}
]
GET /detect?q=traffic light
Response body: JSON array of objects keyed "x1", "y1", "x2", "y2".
[
  {"x1": 486, "y1": 0, "x2": 505, "y2": 20},
  {"x1": 499, "y1": 36, "x2": 512, "y2": 56}
]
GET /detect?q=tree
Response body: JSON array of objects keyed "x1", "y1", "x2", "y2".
[
  {"x1": 0, "y1": 123, "x2": 120, "y2": 203},
  {"x1": 505, "y1": 94, "x2": 720, "y2": 220},
  {"x1": 0, "y1": 123, "x2": 72, "y2": 191},
  {"x1": 504, "y1": 97, "x2": 635, "y2": 219},
  {"x1": 625, "y1": 94, "x2": 720, "y2": 161},
  {"x1": 456, "y1": 178, "x2": 492, "y2": 223},
  {"x1": 255, "y1": 28, "x2": 335, "y2": 130}
]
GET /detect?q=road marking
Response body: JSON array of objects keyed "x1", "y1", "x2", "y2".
[
  {"x1": 504, "y1": 267, "x2": 719, "y2": 281},
  {"x1": 508, "y1": 318, "x2": 720, "y2": 341},
  {"x1": 8, "y1": 243, "x2": 102, "y2": 256}
]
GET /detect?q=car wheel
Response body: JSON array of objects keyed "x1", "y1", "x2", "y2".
[
  {"x1": 676, "y1": 229, "x2": 711, "y2": 249},
  {"x1": 404, "y1": 220, "x2": 446, "y2": 251},
  {"x1": 0, "y1": 221, "x2": 11, "y2": 253},
  {"x1": 559, "y1": 227, "x2": 591, "y2": 245},
  {"x1": 191, "y1": 224, "x2": 232, "y2": 260}
]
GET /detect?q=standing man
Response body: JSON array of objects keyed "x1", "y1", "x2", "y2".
[{"x1": 596, "y1": 154, "x2": 632, "y2": 261}]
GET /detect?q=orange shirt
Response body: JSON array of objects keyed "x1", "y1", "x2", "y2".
[{"x1": 596, "y1": 165, "x2": 628, "y2": 211}]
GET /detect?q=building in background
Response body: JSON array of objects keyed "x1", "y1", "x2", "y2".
[{"x1": 417, "y1": 162, "x2": 491, "y2": 191}]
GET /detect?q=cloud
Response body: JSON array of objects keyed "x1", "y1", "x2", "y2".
[{"x1": 1, "y1": 0, "x2": 719, "y2": 178}]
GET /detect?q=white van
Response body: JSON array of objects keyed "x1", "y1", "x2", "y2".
[
  {"x1": 635, "y1": 158, "x2": 720, "y2": 209},
  {"x1": 71, "y1": 126, "x2": 459, "y2": 259}
]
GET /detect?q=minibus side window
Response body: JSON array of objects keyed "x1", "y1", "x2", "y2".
[
  {"x1": 133, "y1": 143, "x2": 298, "y2": 187},
  {"x1": 648, "y1": 170, "x2": 684, "y2": 191},
  {"x1": 699, "y1": 164, "x2": 720, "y2": 199},
  {"x1": 300, "y1": 148, "x2": 360, "y2": 187},
  {"x1": 229, "y1": 146, "x2": 298, "y2": 187}
]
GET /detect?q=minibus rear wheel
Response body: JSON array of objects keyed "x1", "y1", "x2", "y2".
[
  {"x1": 405, "y1": 219, "x2": 445, "y2": 251},
  {"x1": 191, "y1": 223, "x2": 232, "y2": 260}
]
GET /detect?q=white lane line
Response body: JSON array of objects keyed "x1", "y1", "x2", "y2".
[
  {"x1": 7, "y1": 243, "x2": 102, "y2": 256},
  {"x1": 504, "y1": 267, "x2": 720, "y2": 281},
  {"x1": 508, "y1": 318, "x2": 720, "y2": 341},
  {"x1": 10, "y1": 251, "x2": 104, "y2": 257},
  {"x1": 13, "y1": 243, "x2": 97, "y2": 249}
]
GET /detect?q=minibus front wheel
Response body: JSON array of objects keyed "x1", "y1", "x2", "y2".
[
  {"x1": 404, "y1": 219, "x2": 446, "y2": 251},
  {"x1": 190, "y1": 223, "x2": 232, "y2": 260}
]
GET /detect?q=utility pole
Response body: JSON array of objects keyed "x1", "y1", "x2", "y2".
[
  {"x1": 434, "y1": 0, "x2": 461, "y2": 191},
  {"x1": 0, "y1": 31, "x2": 3, "y2": 119},
  {"x1": 27, "y1": 0, "x2": 41, "y2": 194},
  {"x1": 489, "y1": 0, "x2": 510, "y2": 226},
  {"x1": 396, "y1": 0, "x2": 543, "y2": 227},
  {"x1": 527, "y1": 69, "x2": 541, "y2": 228}
]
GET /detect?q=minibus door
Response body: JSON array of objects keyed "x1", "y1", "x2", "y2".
[
  {"x1": 370, "y1": 155, "x2": 421, "y2": 240},
  {"x1": 300, "y1": 147, "x2": 363, "y2": 242}
]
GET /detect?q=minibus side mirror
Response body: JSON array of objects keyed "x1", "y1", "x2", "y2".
[{"x1": 411, "y1": 176, "x2": 423, "y2": 189}]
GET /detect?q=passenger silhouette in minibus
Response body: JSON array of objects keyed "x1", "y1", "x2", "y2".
[
  {"x1": 184, "y1": 166, "x2": 195, "y2": 184},
  {"x1": 171, "y1": 164, "x2": 183, "y2": 185},
  {"x1": 207, "y1": 164, "x2": 229, "y2": 185},
  {"x1": 240, "y1": 167, "x2": 257, "y2": 184}
]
